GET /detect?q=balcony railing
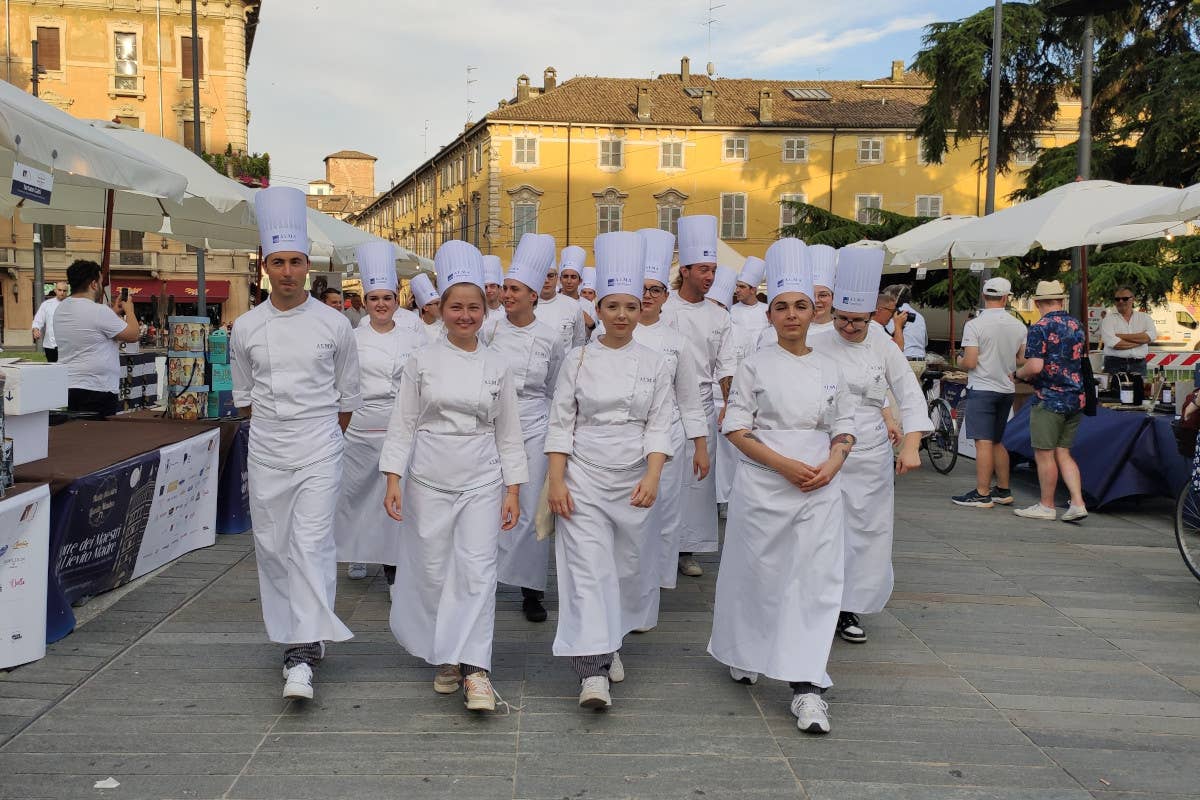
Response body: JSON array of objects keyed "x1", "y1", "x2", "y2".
[{"x1": 108, "y1": 73, "x2": 146, "y2": 99}]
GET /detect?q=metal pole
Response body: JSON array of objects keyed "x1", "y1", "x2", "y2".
[
  {"x1": 948, "y1": 251, "x2": 956, "y2": 361},
  {"x1": 190, "y1": 0, "x2": 207, "y2": 319},
  {"x1": 30, "y1": 39, "x2": 44, "y2": 328},
  {"x1": 1069, "y1": 13, "x2": 1095, "y2": 322},
  {"x1": 984, "y1": 0, "x2": 1003, "y2": 216}
]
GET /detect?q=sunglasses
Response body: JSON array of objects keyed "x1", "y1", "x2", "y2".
[{"x1": 1114, "y1": 296, "x2": 1134, "y2": 302}]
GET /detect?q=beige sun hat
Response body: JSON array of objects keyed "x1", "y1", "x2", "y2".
[{"x1": 1032, "y1": 279, "x2": 1069, "y2": 301}]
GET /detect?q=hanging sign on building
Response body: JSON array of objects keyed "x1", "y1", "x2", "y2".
[{"x1": 10, "y1": 161, "x2": 54, "y2": 205}]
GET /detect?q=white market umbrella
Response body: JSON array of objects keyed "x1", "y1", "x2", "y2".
[
  {"x1": 716, "y1": 239, "x2": 746, "y2": 270},
  {"x1": 305, "y1": 208, "x2": 426, "y2": 277},
  {"x1": 1086, "y1": 183, "x2": 1199, "y2": 239},
  {"x1": 884, "y1": 215, "x2": 990, "y2": 270}
]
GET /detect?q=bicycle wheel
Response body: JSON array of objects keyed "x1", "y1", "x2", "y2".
[
  {"x1": 925, "y1": 398, "x2": 959, "y2": 475},
  {"x1": 1174, "y1": 482, "x2": 1200, "y2": 582}
]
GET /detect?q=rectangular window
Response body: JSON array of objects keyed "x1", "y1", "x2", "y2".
[
  {"x1": 915, "y1": 194, "x2": 943, "y2": 218},
  {"x1": 721, "y1": 193, "x2": 747, "y2": 239},
  {"x1": 182, "y1": 120, "x2": 205, "y2": 152},
  {"x1": 181, "y1": 36, "x2": 204, "y2": 80},
  {"x1": 723, "y1": 137, "x2": 748, "y2": 161},
  {"x1": 782, "y1": 137, "x2": 808, "y2": 163},
  {"x1": 114, "y1": 32, "x2": 139, "y2": 90},
  {"x1": 597, "y1": 205, "x2": 622, "y2": 234},
  {"x1": 36, "y1": 27, "x2": 61, "y2": 72},
  {"x1": 658, "y1": 205, "x2": 681, "y2": 236},
  {"x1": 857, "y1": 137, "x2": 883, "y2": 164},
  {"x1": 660, "y1": 141, "x2": 683, "y2": 169},
  {"x1": 119, "y1": 229, "x2": 145, "y2": 265},
  {"x1": 855, "y1": 194, "x2": 883, "y2": 224},
  {"x1": 600, "y1": 140, "x2": 623, "y2": 168},
  {"x1": 513, "y1": 202, "x2": 537, "y2": 239},
  {"x1": 779, "y1": 193, "x2": 806, "y2": 228},
  {"x1": 41, "y1": 224, "x2": 66, "y2": 249},
  {"x1": 513, "y1": 137, "x2": 537, "y2": 165},
  {"x1": 472, "y1": 141, "x2": 483, "y2": 173}
]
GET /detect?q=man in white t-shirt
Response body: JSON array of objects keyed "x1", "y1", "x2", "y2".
[
  {"x1": 1098, "y1": 285, "x2": 1156, "y2": 377},
  {"x1": 31, "y1": 281, "x2": 69, "y2": 362},
  {"x1": 952, "y1": 277, "x2": 1027, "y2": 509},
  {"x1": 54, "y1": 261, "x2": 140, "y2": 418}
]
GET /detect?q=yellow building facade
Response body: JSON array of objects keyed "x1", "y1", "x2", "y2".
[
  {"x1": 1, "y1": 0, "x2": 262, "y2": 346},
  {"x1": 352, "y1": 60, "x2": 1080, "y2": 268}
]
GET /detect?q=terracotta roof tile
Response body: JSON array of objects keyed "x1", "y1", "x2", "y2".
[{"x1": 324, "y1": 150, "x2": 377, "y2": 161}]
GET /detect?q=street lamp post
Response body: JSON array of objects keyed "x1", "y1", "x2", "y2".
[
  {"x1": 30, "y1": 39, "x2": 45, "y2": 329},
  {"x1": 190, "y1": 0, "x2": 207, "y2": 320}
]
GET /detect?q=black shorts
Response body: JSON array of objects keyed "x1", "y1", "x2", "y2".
[{"x1": 67, "y1": 388, "x2": 118, "y2": 419}]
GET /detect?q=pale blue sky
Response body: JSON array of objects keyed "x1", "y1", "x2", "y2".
[{"x1": 247, "y1": 0, "x2": 995, "y2": 191}]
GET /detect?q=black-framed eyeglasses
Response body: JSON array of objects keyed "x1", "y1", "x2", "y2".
[
  {"x1": 642, "y1": 286, "x2": 667, "y2": 297},
  {"x1": 1114, "y1": 295, "x2": 1134, "y2": 302},
  {"x1": 834, "y1": 314, "x2": 869, "y2": 328}
]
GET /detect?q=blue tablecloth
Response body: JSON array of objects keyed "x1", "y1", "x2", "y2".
[
  {"x1": 1002, "y1": 404, "x2": 1191, "y2": 508},
  {"x1": 215, "y1": 420, "x2": 251, "y2": 534}
]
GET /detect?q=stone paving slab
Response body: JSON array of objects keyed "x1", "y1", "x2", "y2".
[{"x1": 2, "y1": 461, "x2": 1199, "y2": 799}]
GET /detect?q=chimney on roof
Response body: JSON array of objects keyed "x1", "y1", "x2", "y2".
[
  {"x1": 759, "y1": 89, "x2": 774, "y2": 124},
  {"x1": 891, "y1": 59, "x2": 905, "y2": 82},
  {"x1": 700, "y1": 88, "x2": 716, "y2": 123},
  {"x1": 516, "y1": 74, "x2": 531, "y2": 103},
  {"x1": 681, "y1": 56, "x2": 691, "y2": 82},
  {"x1": 544, "y1": 67, "x2": 557, "y2": 92},
  {"x1": 637, "y1": 85, "x2": 651, "y2": 122}
]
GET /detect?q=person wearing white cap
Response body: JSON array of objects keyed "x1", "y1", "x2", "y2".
[
  {"x1": 334, "y1": 241, "x2": 426, "y2": 584},
  {"x1": 811, "y1": 247, "x2": 931, "y2": 646},
  {"x1": 580, "y1": 266, "x2": 598, "y2": 304},
  {"x1": 952, "y1": 277, "x2": 1028, "y2": 510},
  {"x1": 636, "y1": 228, "x2": 710, "y2": 594},
  {"x1": 533, "y1": 238, "x2": 590, "y2": 349},
  {"x1": 558, "y1": 245, "x2": 586, "y2": 300},
  {"x1": 663, "y1": 215, "x2": 736, "y2": 577},
  {"x1": 229, "y1": 186, "x2": 362, "y2": 701},
  {"x1": 381, "y1": 240, "x2": 528, "y2": 714},
  {"x1": 708, "y1": 237, "x2": 857, "y2": 736},
  {"x1": 481, "y1": 255, "x2": 506, "y2": 322},
  {"x1": 546, "y1": 230, "x2": 674, "y2": 710},
  {"x1": 409, "y1": 273, "x2": 443, "y2": 343},
  {"x1": 481, "y1": 235, "x2": 569, "y2": 623}
]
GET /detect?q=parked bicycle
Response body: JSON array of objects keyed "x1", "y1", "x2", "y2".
[
  {"x1": 1172, "y1": 400, "x2": 1200, "y2": 582},
  {"x1": 920, "y1": 369, "x2": 958, "y2": 475}
]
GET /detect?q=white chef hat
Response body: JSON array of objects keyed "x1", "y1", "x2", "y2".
[
  {"x1": 559, "y1": 245, "x2": 586, "y2": 276},
  {"x1": 434, "y1": 240, "x2": 484, "y2": 293},
  {"x1": 705, "y1": 265, "x2": 737, "y2": 307},
  {"x1": 738, "y1": 256, "x2": 765, "y2": 289},
  {"x1": 410, "y1": 273, "x2": 439, "y2": 308},
  {"x1": 677, "y1": 215, "x2": 718, "y2": 266},
  {"x1": 255, "y1": 186, "x2": 309, "y2": 259},
  {"x1": 507, "y1": 232, "x2": 556, "y2": 292},
  {"x1": 638, "y1": 228, "x2": 676, "y2": 286},
  {"x1": 581, "y1": 266, "x2": 597, "y2": 291},
  {"x1": 356, "y1": 240, "x2": 398, "y2": 294},
  {"x1": 594, "y1": 231, "x2": 646, "y2": 301},
  {"x1": 808, "y1": 244, "x2": 838, "y2": 290},
  {"x1": 765, "y1": 238, "x2": 814, "y2": 303},
  {"x1": 481, "y1": 255, "x2": 503, "y2": 287},
  {"x1": 833, "y1": 246, "x2": 884, "y2": 313}
]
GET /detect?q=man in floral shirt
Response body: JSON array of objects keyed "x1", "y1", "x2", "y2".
[{"x1": 1013, "y1": 281, "x2": 1088, "y2": 522}]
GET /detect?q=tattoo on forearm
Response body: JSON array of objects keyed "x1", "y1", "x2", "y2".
[{"x1": 831, "y1": 433, "x2": 855, "y2": 447}]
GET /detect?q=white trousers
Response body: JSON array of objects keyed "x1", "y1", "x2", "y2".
[
  {"x1": 553, "y1": 457, "x2": 658, "y2": 657},
  {"x1": 678, "y1": 407, "x2": 719, "y2": 553},
  {"x1": 333, "y1": 427, "x2": 401, "y2": 566},
  {"x1": 496, "y1": 429, "x2": 551, "y2": 591},
  {"x1": 840, "y1": 439, "x2": 896, "y2": 614},
  {"x1": 249, "y1": 455, "x2": 354, "y2": 645},
  {"x1": 389, "y1": 479, "x2": 501, "y2": 672}
]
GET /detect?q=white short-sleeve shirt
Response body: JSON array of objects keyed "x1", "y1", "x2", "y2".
[
  {"x1": 54, "y1": 296, "x2": 128, "y2": 393},
  {"x1": 961, "y1": 308, "x2": 1028, "y2": 393}
]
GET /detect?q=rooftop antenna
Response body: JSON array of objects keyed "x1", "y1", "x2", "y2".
[
  {"x1": 703, "y1": 0, "x2": 725, "y2": 66},
  {"x1": 816, "y1": 66, "x2": 828, "y2": 80},
  {"x1": 423, "y1": 120, "x2": 430, "y2": 158},
  {"x1": 466, "y1": 65, "x2": 478, "y2": 122}
]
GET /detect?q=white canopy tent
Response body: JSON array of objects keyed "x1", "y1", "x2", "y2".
[{"x1": 1086, "y1": 183, "x2": 1199, "y2": 240}]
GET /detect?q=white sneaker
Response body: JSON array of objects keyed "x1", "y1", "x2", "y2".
[
  {"x1": 1062, "y1": 504, "x2": 1088, "y2": 523},
  {"x1": 463, "y1": 671, "x2": 496, "y2": 712},
  {"x1": 791, "y1": 693, "x2": 830, "y2": 734},
  {"x1": 348, "y1": 563, "x2": 368, "y2": 580},
  {"x1": 282, "y1": 663, "x2": 314, "y2": 700},
  {"x1": 433, "y1": 664, "x2": 462, "y2": 695},
  {"x1": 730, "y1": 667, "x2": 759, "y2": 685},
  {"x1": 1014, "y1": 503, "x2": 1056, "y2": 520},
  {"x1": 609, "y1": 652, "x2": 625, "y2": 683},
  {"x1": 579, "y1": 676, "x2": 612, "y2": 709}
]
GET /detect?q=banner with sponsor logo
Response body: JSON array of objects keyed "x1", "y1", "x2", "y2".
[{"x1": 0, "y1": 485, "x2": 50, "y2": 668}]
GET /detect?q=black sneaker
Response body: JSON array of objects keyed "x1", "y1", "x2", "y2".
[
  {"x1": 837, "y1": 612, "x2": 867, "y2": 643},
  {"x1": 990, "y1": 487, "x2": 1014, "y2": 505},
  {"x1": 521, "y1": 589, "x2": 548, "y2": 623},
  {"x1": 952, "y1": 489, "x2": 994, "y2": 508}
]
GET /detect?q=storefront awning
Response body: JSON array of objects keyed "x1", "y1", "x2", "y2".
[
  {"x1": 110, "y1": 278, "x2": 162, "y2": 300},
  {"x1": 163, "y1": 280, "x2": 230, "y2": 302}
]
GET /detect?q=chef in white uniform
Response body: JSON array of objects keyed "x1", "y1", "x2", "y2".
[
  {"x1": 758, "y1": 246, "x2": 836, "y2": 350},
  {"x1": 409, "y1": 273, "x2": 444, "y2": 343},
  {"x1": 483, "y1": 233, "x2": 566, "y2": 623},
  {"x1": 705, "y1": 265, "x2": 737, "y2": 310},
  {"x1": 637, "y1": 227, "x2": 710, "y2": 592},
  {"x1": 708, "y1": 237, "x2": 857, "y2": 736},
  {"x1": 482, "y1": 255, "x2": 506, "y2": 322},
  {"x1": 546, "y1": 231, "x2": 674, "y2": 710},
  {"x1": 535, "y1": 239, "x2": 590, "y2": 350},
  {"x1": 662, "y1": 215, "x2": 736, "y2": 578},
  {"x1": 580, "y1": 266, "x2": 598, "y2": 305},
  {"x1": 381, "y1": 240, "x2": 528, "y2": 714},
  {"x1": 812, "y1": 247, "x2": 931, "y2": 645},
  {"x1": 335, "y1": 241, "x2": 425, "y2": 584},
  {"x1": 730, "y1": 256, "x2": 768, "y2": 345},
  {"x1": 704, "y1": 265, "x2": 738, "y2": 505},
  {"x1": 558, "y1": 245, "x2": 586, "y2": 300},
  {"x1": 229, "y1": 186, "x2": 361, "y2": 701}
]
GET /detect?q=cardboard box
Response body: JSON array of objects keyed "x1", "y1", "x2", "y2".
[
  {"x1": 6, "y1": 410, "x2": 49, "y2": 465},
  {"x1": 0, "y1": 363, "x2": 68, "y2": 415},
  {"x1": 207, "y1": 363, "x2": 233, "y2": 391}
]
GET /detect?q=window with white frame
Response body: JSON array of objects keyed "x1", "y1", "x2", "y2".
[
  {"x1": 915, "y1": 194, "x2": 943, "y2": 218},
  {"x1": 723, "y1": 136, "x2": 748, "y2": 161},
  {"x1": 782, "y1": 137, "x2": 808, "y2": 162},
  {"x1": 472, "y1": 141, "x2": 483, "y2": 173},
  {"x1": 599, "y1": 139, "x2": 623, "y2": 168},
  {"x1": 857, "y1": 137, "x2": 883, "y2": 163},
  {"x1": 779, "y1": 193, "x2": 806, "y2": 228},
  {"x1": 113, "y1": 32, "x2": 139, "y2": 90},
  {"x1": 721, "y1": 193, "x2": 747, "y2": 239},
  {"x1": 660, "y1": 141, "x2": 683, "y2": 169},
  {"x1": 513, "y1": 202, "x2": 537, "y2": 239},
  {"x1": 597, "y1": 204, "x2": 622, "y2": 233},
  {"x1": 658, "y1": 205, "x2": 682, "y2": 236},
  {"x1": 1014, "y1": 142, "x2": 1041, "y2": 166},
  {"x1": 513, "y1": 136, "x2": 537, "y2": 165},
  {"x1": 855, "y1": 194, "x2": 883, "y2": 224}
]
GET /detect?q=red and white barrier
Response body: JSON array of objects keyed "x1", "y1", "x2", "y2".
[{"x1": 1145, "y1": 352, "x2": 1200, "y2": 369}]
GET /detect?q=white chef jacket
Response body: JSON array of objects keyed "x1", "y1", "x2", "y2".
[
  {"x1": 634, "y1": 320, "x2": 709, "y2": 440},
  {"x1": 1099, "y1": 309, "x2": 1157, "y2": 360},
  {"x1": 350, "y1": 323, "x2": 425, "y2": 432},
  {"x1": 486, "y1": 305, "x2": 507, "y2": 322},
  {"x1": 722, "y1": 345, "x2": 857, "y2": 441},
  {"x1": 545, "y1": 339, "x2": 675, "y2": 467},
  {"x1": 357, "y1": 307, "x2": 424, "y2": 336},
  {"x1": 230, "y1": 296, "x2": 361, "y2": 468},
  {"x1": 32, "y1": 296, "x2": 61, "y2": 349},
  {"x1": 481, "y1": 315, "x2": 567, "y2": 433},
  {"x1": 420, "y1": 319, "x2": 445, "y2": 344},
  {"x1": 379, "y1": 337, "x2": 528, "y2": 490},
  {"x1": 535, "y1": 293, "x2": 589, "y2": 351},
  {"x1": 662, "y1": 294, "x2": 736, "y2": 408},
  {"x1": 730, "y1": 301, "x2": 769, "y2": 348}
]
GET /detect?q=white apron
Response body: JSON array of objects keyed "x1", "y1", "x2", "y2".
[
  {"x1": 839, "y1": 436, "x2": 895, "y2": 614},
  {"x1": 679, "y1": 404, "x2": 719, "y2": 552},
  {"x1": 496, "y1": 422, "x2": 551, "y2": 590},
  {"x1": 650, "y1": 418, "x2": 688, "y2": 589},
  {"x1": 707, "y1": 429, "x2": 843, "y2": 686},
  {"x1": 714, "y1": 399, "x2": 737, "y2": 504}
]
